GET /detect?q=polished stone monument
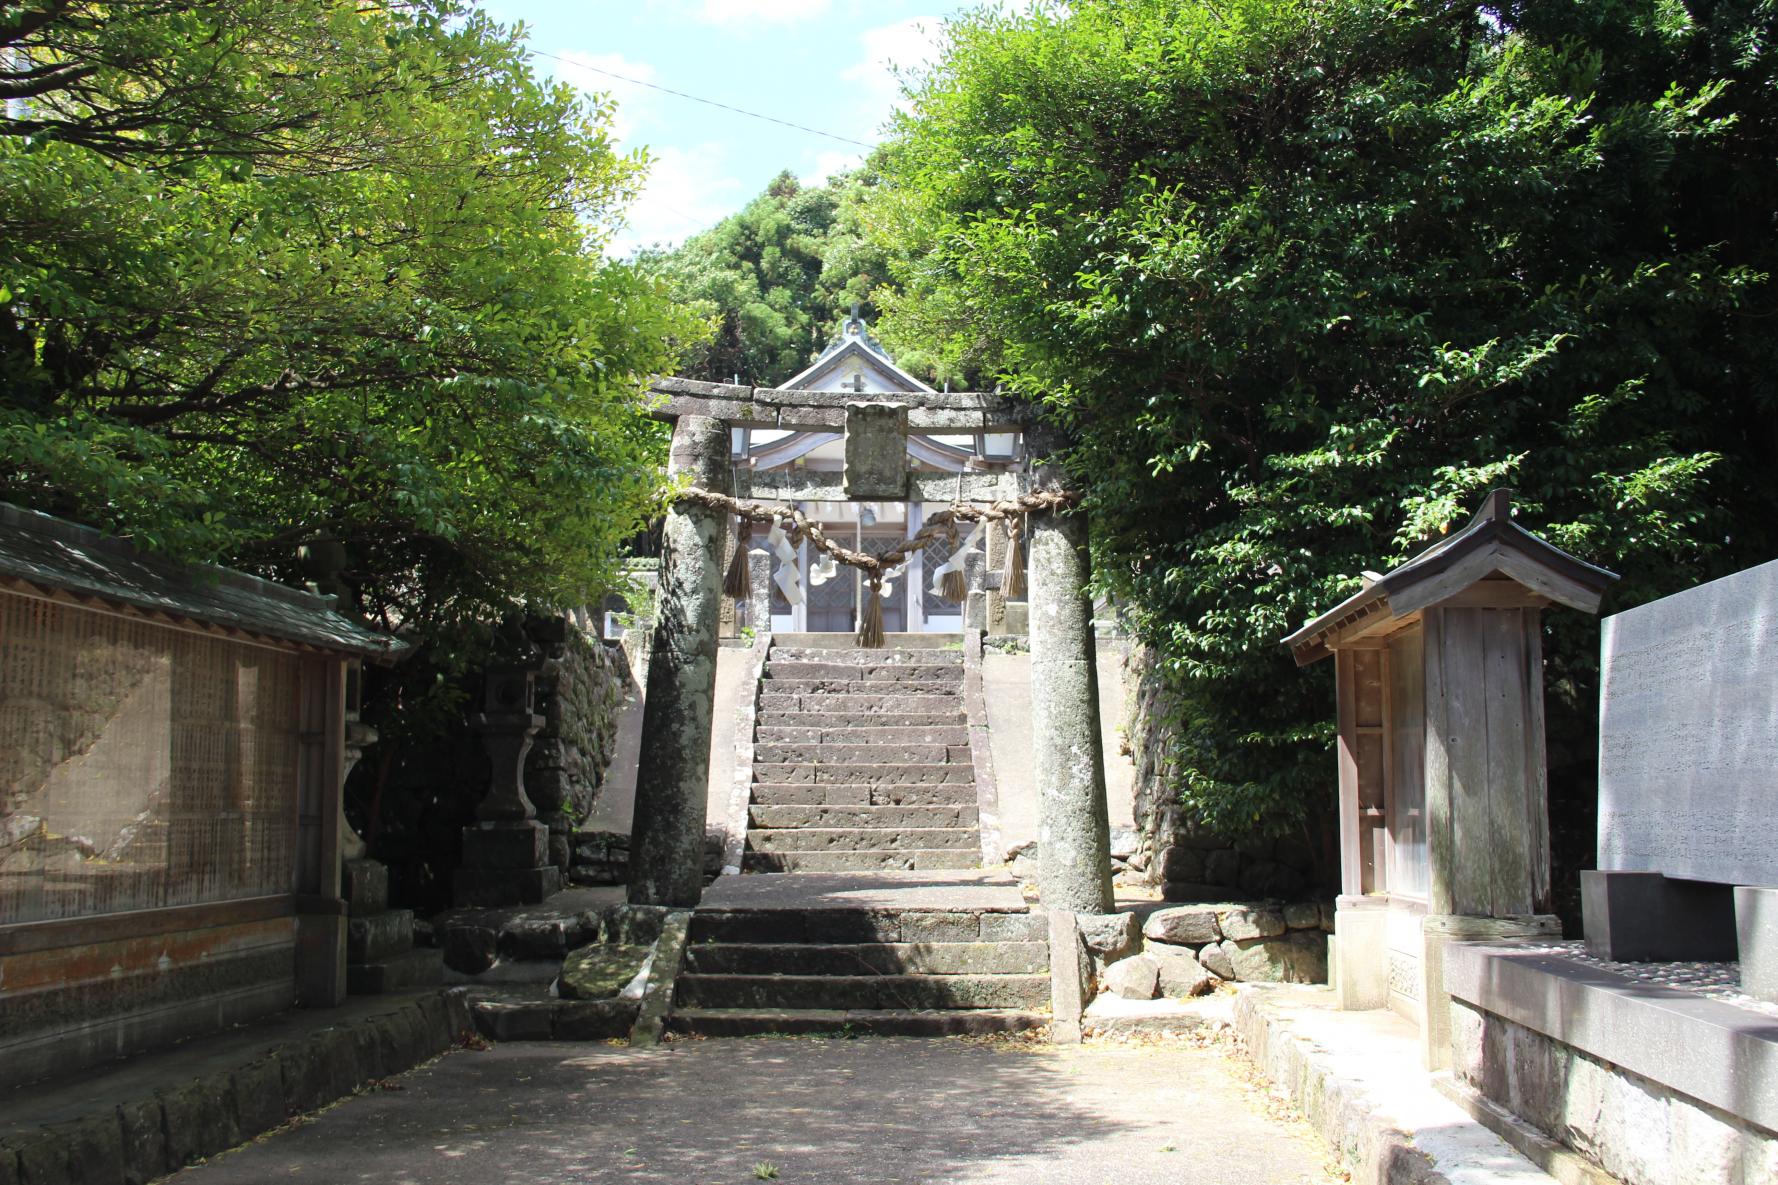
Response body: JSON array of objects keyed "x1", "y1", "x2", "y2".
[{"x1": 1585, "y1": 557, "x2": 1778, "y2": 990}]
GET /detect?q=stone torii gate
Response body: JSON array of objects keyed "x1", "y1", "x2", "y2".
[{"x1": 626, "y1": 377, "x2": 1116, "y2": 914}]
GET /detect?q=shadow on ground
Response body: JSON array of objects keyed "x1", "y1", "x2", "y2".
[{"x1": 171, "y1": 1036, "x2": 1333, "y2": 1185}]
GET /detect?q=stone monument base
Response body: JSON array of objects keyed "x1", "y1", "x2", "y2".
[
  {"x1": 343, "y1": 858, "x2": 443, "y2": 994},
  {"x1": 1735, "y1": 886, "x2": 1777, "y2": 1003},
  {"x1": 1581, "y1": 870, "x2": 1738, "y2": 962},
  {"x1": 454, "y1": 820, "x2": 562, "y2": 908}
]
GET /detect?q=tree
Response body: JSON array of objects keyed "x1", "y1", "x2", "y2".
[
  {"x1": 650, "y1": 167, "x2": 897, "y2": 384},
  {"x1": 873, "y1": 0, "x2": 1778, "y2": 867},
  {"x1": 2, "y1": 0, "x2": 704, "y2": 644}
]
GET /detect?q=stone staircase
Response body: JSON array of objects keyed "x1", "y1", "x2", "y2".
[
  {"x1": 669, "y1": 880, "x2": 1049, "y2": 1037},
  {"x1": 746, "y1": 640, "x2": 982, "y2": 872}
]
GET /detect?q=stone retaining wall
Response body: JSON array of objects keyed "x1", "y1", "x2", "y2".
[
  {"x1": 0, "y1": 991, "x2": 471, "y2": 1185},
  {"x1": 525, "y1": 618, "x2": 631, "y2": 871},
  {"x1": 1122, "y1": 644, "x2": 1332, "y2": 901},
  {"x1": 362, "y1": 616, "x2": 631, "y2": 911},
  {"x1": 1087, "y1": 902, "x2": 1331, "y2": 1000},
  {"x1": 1446, "y1": 942, "x2": 1778, "y2": 1185}
]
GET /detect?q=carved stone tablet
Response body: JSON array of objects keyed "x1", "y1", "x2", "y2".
[
  {"x1": 843, "y1": 401, "x2": 908, "y2": 499},
  {"x1": 1597, "y1": 557, "x2": 1778, "y2": 886}
]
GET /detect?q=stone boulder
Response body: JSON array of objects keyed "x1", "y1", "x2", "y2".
[
  {"x1": 1218, "y1": 930, "x2": 1327, "y2": 984},
  {"x1": 1198, "y1": 942, "x2": 1235, "y2": 980},
  {"x1": 1077, "y1": 912, "x2": 1141, "y2": 962},
  {"x1": 1217, "y1": 906, "x2": 1287, "y2": 941},
  {"x1": 559, "y1": 943, "x2": 653, "y2": 1000},
  {"x1": 1149, "y1": 946, "x2": 1213, "y2": 998},
  {"x1": 1142, "y1": 905, "x2": 1222, "y2": 947},
  {"x1": 1102, "y1": 954, "x2": 1159, "y2": 1000},
  {"x1": 1283, "y1": 902, "x2": 1322, "y2": 930},
  {"x1": 441, "y1": 924, "x2": 497, "y2": 975}
]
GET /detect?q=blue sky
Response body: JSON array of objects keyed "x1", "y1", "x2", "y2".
[{"x1": 482, "y1": 0, "x2": 983, "y2": 255}]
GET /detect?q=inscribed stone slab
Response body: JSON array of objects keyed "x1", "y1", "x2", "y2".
[{"x1": 1597, "y1": 558, "x2": 1778, "y2": 886}]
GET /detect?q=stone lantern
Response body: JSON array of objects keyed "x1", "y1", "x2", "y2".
[
  {"x1": 1281, "y1": 490, "x2": 1616, "y2": 1067},
  {"x1": 453, "y1": 640, "x2": 561, "y2": 907}
]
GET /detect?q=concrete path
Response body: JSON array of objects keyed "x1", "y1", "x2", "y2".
[{"x1": 172, "y1": 1037, "x2": 1336, "y2": 1185}]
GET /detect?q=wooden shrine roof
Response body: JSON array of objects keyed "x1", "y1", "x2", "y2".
[
  {"x1": 0, "y1": 503, "x2": 407, "y2": 659},
  {"x1": 1282, "y1": 489, "x2": 1618, "y2": 666}
]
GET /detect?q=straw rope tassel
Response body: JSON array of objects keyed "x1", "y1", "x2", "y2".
[
  {"x1": 722, "y1": 517, "x2": 751, "y2": 599},
  {"x1": 857, "y1": 575, "x2": 886, "y2": 649},
  {"x1": 1001, "y1": 516, "x2": 1027, "y2": 599},
  {"x1": 940, "y1": 564, "x2": 968, "y2": 604}
]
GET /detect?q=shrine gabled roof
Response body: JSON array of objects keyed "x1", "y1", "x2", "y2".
[
  {"x1": 779, "y1": 314, "x2": 936, "y2": 394},
  {"x1": 0, "y1": 503, "x2": 407, "y2": 660},
  {"x1": 1281, "y1": 489, "x2": 1618, "y2": 666}
]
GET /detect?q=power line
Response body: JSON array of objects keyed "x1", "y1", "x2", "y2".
[{"x1": 529, "y1": 49, "x2": 876, "y2": 150}]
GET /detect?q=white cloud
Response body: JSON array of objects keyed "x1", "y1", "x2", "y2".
[
  {"x1": 609, "y1": 141, "x2": 747, "y2": 257},
  {"x1": 801, "y1": 149, "x2": 865, "y2": 187},
  {"x1": 696, "y1": 0, "x2": 831, "y2": 26},
  {"x1": 550, "y1": 51, "x2": 659, "y2": 143},
  {"x1": 841, "y1": 16, "x2": 945, "y2": 122}
]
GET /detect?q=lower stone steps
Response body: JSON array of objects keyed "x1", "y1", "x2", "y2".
[
  {"x1": 346, "y1": 946, "x2": 444, "y2": 995},
  {"x1": 675, "y1": 971, "x2": 1048, "y2": 1011},
  {"x1": 757, "y1": 712, "x2": 967, "y2": 729},
  {"x1": 754, "y1": 725, "x2": 971, "y2": 745},
  {"x1": 748, "y1": 803, "x2": 980, "y2": 829},
  {"x1": 743, "y1": 848, "x2": 981, "y2": 872},
  {"x1": 754, "y1": 742, "x2": 973, "y2": 765},
  {"x1": 750, "y1": 783, "x2": 979, "y2": 807},
  {"x1": 752, "y1": 763, "x2": 974, "y2": 785},
  {"x1": 746, "y1": 826, "x2": 980, "y2": 852},
  {"x1": 667, "y1": 1007, "x2": 1044, "y2": 1038},
  {"x1": 684, "y1": 940, "x2": 1048, "y2": 976}
]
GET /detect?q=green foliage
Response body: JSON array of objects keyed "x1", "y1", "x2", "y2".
[
  {"x1": 875, "y1": 0, "x2": 1778, "y2": 838},
  {"x1": 648, "y1": 167, "x2": 900, "y2": 384},
  {"x1": 2, "y1": 0, "x2": 704, "y2": 653}
]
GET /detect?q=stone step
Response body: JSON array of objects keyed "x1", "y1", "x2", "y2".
[
  {"x1": 755, "y1": 711, "x2": 967, "y2": 730},
  {"x1": 749, "y1": 783, "x2": 980, "y2": 807},
  {"x1": 675, "y1": 972, "x2": 1049, "y2": 1011},
  {"x1": 466, "y1": 985, "x2": 639, "y2": 1042},
  {"x1": 668, "y1": 1007, "x2": 1046, "y2": 1038},
  {"x1": 754, "y1": 725, "x2": 971, "y2": 746},
  {"x1": 347, "y1": 908, "x2": 415, "y2": 965},
  {"x1": 684, "y1": 941, "x2": 1049, "y2": 976},
  {"x1": 758, "y1": 693, "x2": 961, "y2": 715},
  {"x1": 753, "y1": 743, "x2": 972, "y2": 766},
  {"x1": 752, "y1": 763, "x2": 974, "y2": 786},
  {"x1": 690, "y1": 908, "x2": 1046, "y2": 945},
  {"x1": 762, "y1": 679, "x2": 961, "y2": 698},
  {"x1": 742, "y1": 849, "x2": 981, "y2": 873},
  {"x1": 748, "y1": 803, "x2": 979, "y2": 829},
  {"x1": 766, "y1": 661, "x2": 963, "y2": 682},
  {"x1": 746, "y1": 826, "x2": 980, "y2": 853},
  {"x1": 345, "y1": 946, "x2": 444, "y2": 995},
  {"x1": 770, "y1": 647, "x2": 963, "y2": 665}
]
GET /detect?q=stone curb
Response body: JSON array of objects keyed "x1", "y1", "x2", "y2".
[
  {"x1": 630, "y1": 910, "x2": 694, "y2": 1047},
  {"x1": 721, "y1": 632, "x2": 772, "y2": 876},
  {"x1": 0, "y1": 989, "x2": 474, "y2": 1185},
  {"x1": 1229, "y1": 986, "x2": 1556, "y2": 1185},
  {"x1": 961, "y1": 629, "x2": 1006, "y2": 866}
]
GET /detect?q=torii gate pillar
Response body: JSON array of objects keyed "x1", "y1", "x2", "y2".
[
  {"x1": 1027, "y1": 427, "x2": 1114, "y2": 913},
  {"x1": 628, "y1": 414, "x2": 729, "y2": 906}
]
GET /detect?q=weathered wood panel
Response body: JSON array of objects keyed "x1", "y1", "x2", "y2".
[
  {"x1": 1482, "y1": 608, "x2": 1531, "y2": 914},
  {"x1": 1443, "y1": 608, "x2": 1494, "y2": 915},
  {"x1": 1523, "y1": 611, "x2": 1551, "y2": 911},
  {"x1": 1422, "y1": 609, "x2": 1455, "y2": 914}
]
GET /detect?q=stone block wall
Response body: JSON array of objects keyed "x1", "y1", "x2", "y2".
[
  {"x1": 523, "y1": 617, "x2": 631, "y2": 871},
  {"x1": 1086, "y1": 902, "x2": 1332, "y2": 1000},
  {"x1": 1122, "y1": 644, "x2": 1332, "y2": 901},
  {"x1": 354, "y1": 615, "x2": 632, "y2": 913},
  {"x1": 1449, "y1": 1001, "x2": 1778, "y2": 1185}
]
